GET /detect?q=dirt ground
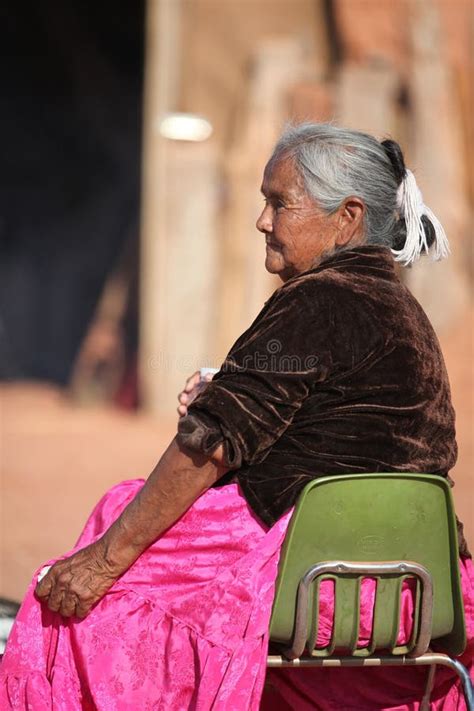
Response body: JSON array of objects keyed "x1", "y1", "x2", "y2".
[
  {"x1": 0, "y1": 384, "x2": 176, "y2": 601},
  {"x1": 1, "y1": 311, "x2": 472, "y2": 602}
]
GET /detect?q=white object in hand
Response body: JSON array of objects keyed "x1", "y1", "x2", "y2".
[
  {"x1": 184, "y1": 368, "x2": 219, "y2": 410},
  {"x1": 200, "y1": 367, "x2": 219, "y2": 381},
  {"x1": 37, "y1": 565, "x2": 52, "y2": 583}
]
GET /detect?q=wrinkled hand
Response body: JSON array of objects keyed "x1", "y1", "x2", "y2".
[
  {"x1": 177, "y1": 370, "x2": 213, "y2": 417},
  {"x1": 35, "y1": 540, "x2": 124, "y2": 619}
]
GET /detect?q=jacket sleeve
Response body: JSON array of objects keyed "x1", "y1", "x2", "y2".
[{"x1": 177, "y1": 282, "x2": 329, "y2": 468}]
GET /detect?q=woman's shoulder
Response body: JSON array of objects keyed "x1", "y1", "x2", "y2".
[
  {"x1": 271, "y1": 247, "x2": 412, "y2": 321},
  {"x1": 271, "y1": 263, "x2": 385, "y2": 312},
  {"x1": 278, "y1": 246, "x2": 399, "y2": 296}
]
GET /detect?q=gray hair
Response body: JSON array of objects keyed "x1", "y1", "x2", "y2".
[{"x1": 269, "y1": 123, "x2": 401, "y2": 248}]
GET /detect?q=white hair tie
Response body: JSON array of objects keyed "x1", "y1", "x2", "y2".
[{"x1": 391, "y1": 169, "x2": 450, "y2": 266}]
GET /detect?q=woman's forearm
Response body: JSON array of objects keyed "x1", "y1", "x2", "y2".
[
  {"x1": 35, "y1": 436, "x2": 228, "y2": 618},
  {"x1": 100, "y1": 436, "x2": 228, "y2": 572}
]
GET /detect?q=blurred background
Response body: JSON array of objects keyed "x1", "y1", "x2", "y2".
[{"x1": 1, "y1": 0, "x2": 473, "y2": 607}]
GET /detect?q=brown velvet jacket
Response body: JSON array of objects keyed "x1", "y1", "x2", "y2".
[{"x1": 178, "y1": 246, "x2": 469, "y2": 555}]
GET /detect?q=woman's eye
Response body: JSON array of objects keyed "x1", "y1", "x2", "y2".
[{"x1": 262, "y1": 197, "x2": 285, "y2": 211}]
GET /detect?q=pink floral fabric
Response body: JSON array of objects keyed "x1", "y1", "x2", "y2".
[
  {"x1": 1, "y1": 480, "x2": 292, "y2": 710},
  {"x1": 1, "y1": 478, "x2": 473, "y2": 710}
]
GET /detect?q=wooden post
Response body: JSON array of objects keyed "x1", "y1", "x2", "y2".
[
  {"x1": 217, "y1": 38, "x2": 312, "y2": 355},
  {"x1": 336, "y1": 60, "x2": 400, "y2": 138},
  {"x1": 404, "y1": 0, "x2": 470, "y2": 331},
  {"x1": 139, "y1": 0, "x2": 219, "y2": 414}
]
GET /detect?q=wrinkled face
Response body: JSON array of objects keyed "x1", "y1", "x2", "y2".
[{"x1": 256, "y1": 155, "x2": 343, "y2": 282}]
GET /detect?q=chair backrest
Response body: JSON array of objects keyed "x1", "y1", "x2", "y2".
[{"x1": 269, "y1": 473, "x2": 466, "y2": 657}]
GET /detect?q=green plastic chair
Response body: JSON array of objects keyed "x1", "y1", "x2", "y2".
[{"x1": 267, "y1": 473, "x2": 473, "y2": 710}]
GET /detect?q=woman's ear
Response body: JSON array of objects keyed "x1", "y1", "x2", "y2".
[{"x1": 335, "y1": 197, "x2": 365, "y2": 246}]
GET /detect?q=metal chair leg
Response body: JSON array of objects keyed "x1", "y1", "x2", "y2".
[
  {"x1": 420, "y1": 664, "x2": 436, "y2": 711},
  {"x1": 445, "y1": 658, "x2": 474, "y2": 711}
]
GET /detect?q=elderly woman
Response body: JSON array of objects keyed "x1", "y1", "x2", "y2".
[{"x1": 1, "y1": 123, "x2": 473, "y2": 710}]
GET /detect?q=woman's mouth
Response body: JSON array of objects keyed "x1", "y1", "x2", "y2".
[{"x1": 265, "y1": 240, "x2": 282, "y2": 251}]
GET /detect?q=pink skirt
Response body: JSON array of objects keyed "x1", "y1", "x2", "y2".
[{"x1": 1, "y1": 479, "x2": 473, "y2": 710}]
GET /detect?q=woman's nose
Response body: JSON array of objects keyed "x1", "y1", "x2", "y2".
[{"x1": 256, "y1": 204, "x2": 273, "y2": 234}]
